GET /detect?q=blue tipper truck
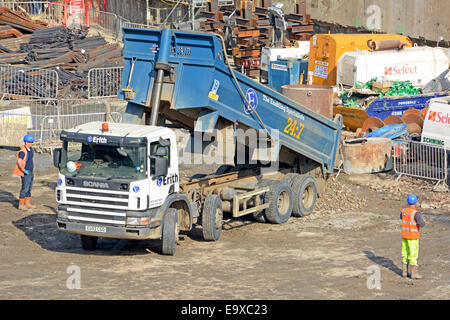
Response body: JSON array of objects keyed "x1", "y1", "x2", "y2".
[{"x1": 53, "y1": 27, "x2": 343, "y2": 255}]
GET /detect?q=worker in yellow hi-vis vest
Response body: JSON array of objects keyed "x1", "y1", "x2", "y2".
[{"x1": 401, "y1": 194, "x2": 426, "y2": 279}]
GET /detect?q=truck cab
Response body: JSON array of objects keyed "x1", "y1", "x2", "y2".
[{"x1": 53, "y1": 121, "x2": 195, "y2": 255}]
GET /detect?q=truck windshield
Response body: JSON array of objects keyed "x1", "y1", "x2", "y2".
[{"x1": 60, "y1": 141, "x2": 147, "y2": 180}]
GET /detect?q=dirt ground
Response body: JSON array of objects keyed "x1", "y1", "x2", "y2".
[{"x1": 0, "y1": 148, "x2": 449, "y2": 300}]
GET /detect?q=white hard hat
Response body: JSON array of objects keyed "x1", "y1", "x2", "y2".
[{"x1": 67, "y1": 161, "x2": 77, "y2": 173}]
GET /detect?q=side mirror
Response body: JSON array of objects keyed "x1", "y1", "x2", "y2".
[
  {"x1": 154, "y1": 156, "x2": 168, "y2": 177},
  {"x1": 53, "y1": 148, "x2": 61, "y2": 168}
]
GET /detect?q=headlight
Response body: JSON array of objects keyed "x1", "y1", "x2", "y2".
[
  {"x1": 126, "y1": 217, "x2": 150, "y2": 226},
  {"x1": 57, "y1": 210, "x2": 68, "y2": 220}
]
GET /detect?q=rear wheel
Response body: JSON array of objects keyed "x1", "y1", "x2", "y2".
[
  {"x1": 291, "y1": 175, "x2": 317, "y2": 217},
  {"x1": 80, "y1": 235, "x2": 98, "y2": 251},
  {"x1": 202, "y1": 194, "x2": 223, "y2": 241},
  {"x1": 282, "y1": 173, "x2": 299, "y2": 187},
  {"x1": 162, "y1": 208, "x2": 179, "y2": 255},
  {"x1": 264, "y1": 181, "x2": 293, "y2": 224}
]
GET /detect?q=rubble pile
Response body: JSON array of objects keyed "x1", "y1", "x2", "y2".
[
  {"x1": 315, "y1": 172, "x2": 449, "y2": 216},
  {"x1": 370, "y1": 174, "x2": 450, "y2": 211},
  {"x1": 315, "y1": 177, "x2": 369, "y2": 214}
]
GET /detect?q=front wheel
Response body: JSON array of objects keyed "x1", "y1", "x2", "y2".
[{"x1": 162, "y1": 208, "x2": 179, "y2": 255}]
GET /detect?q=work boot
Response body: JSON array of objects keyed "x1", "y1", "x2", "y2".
[
  {"x1": 402, "y1": 263, "x2": 408, "y2": 278},
  {"x1": 410, "y1": 265, "x2": 423, "y2": 279},
  {"x1": 18, "y1": 198, "x2": 28, "y2": 210},
  {"x1": 24, "y1": 197, "x2": 36, "y2": 209}
]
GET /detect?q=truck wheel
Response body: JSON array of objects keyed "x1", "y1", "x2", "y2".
[
  {"x1": 282, "y1": 173, "x2": 300, "y2": 187},
  {"x1": 162, "y1": 208, "x2": 179, "y2": 255},
  {"x1": 291, "y1": 175, "x2": 317, "y2": 217},
  {"x1": 264, "y1": 181, "x2": 293, "y2": 224},
  {"x1": 80, "y1": 235, "x2": 98, "y2": 251},
  {"x1": 202, "y1": 194, "x2": 223, "y2": 241}
]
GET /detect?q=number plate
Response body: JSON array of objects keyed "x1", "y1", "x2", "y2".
[{"x1": 85, "y1": 225, "x2": 106, "y2": 233}]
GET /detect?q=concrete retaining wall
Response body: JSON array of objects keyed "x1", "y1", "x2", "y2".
[{"x1": 295, "y1": 0, "x2": 449, "y2": 43}]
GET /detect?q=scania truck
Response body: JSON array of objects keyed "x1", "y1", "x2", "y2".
[{"x1": 53, "y1": 27, "x2": 343, "y2": 255}]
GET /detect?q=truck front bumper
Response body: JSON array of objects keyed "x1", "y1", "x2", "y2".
[{"x1": 56, "y1": 219, "x2": 162, "y2": 240}]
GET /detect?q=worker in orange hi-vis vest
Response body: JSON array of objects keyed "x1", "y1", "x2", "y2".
[
  {"x1": 12, "y1": 134, "x2": 37, "y2": 210},
  {"x1": 400, "y1": 194, "x2": 426, "y2": 279}
]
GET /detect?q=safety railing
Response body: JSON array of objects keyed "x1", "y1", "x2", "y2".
[
  {"x1": 147, "y1": 6, "x2": 188, "y2": 26},
  {"x1": 192, "y1": 0, "x2": 235, "y2": 8},
  {"x1": 0, "y1": 1, "x2": 71, "y2": 27},
  {"x1": 0, "y1": 99, "x2": 123, "y2": 151},
  {"x1": 122, "y1": 21, "x2": 152, "y2": 29},
  {"x1": 0, "y1": 64, "x2": 59, "y2": 99},
  {"x1": 0, "y1": 1, "x2": 49, "y2": 17},
  {"x1": 39, "y1": 111, "x2": 122, "y2": 150},
  {"x1": 392, "y1": 140, "x2": 448, "y2": 189},
  {"x1": 85, "y1": 9, "x2": 121, "y2": 39},
  {"x1": 87, "y1": 66, "x2": 123, "y2": 99}
]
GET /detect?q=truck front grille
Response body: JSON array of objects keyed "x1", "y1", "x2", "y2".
[
  {"x1": 64, "y1": 187, "x2": 129, "y2": 225},
  {"x1": 65, "y1": 187, "x2": 129, "y2": 208},
  {"x1": 67, "y1": 207, "x2": 126, "y2": 226}
]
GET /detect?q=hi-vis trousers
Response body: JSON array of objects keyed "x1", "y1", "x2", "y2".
[{"x1": 401, "y1": 239, "x2": 419, "y2": 266}]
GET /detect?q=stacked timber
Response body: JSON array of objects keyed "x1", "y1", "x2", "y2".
[{"x1": 196, "y1": 0, "x2": 313, "y2": 78}]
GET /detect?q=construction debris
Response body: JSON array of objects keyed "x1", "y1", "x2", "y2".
[
  {"x1": 0, "y1": 7, "x2": 123, "y2": 99},
  {"x1": 0, "y1": 7, "x2": 47, "y2": 32}
]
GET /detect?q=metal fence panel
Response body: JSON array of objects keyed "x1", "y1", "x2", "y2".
[
  {"x1": 392, "y1": 140, "x2": 448, "y2": 188},
  {"x1": 0, "y1": 65, "x2": 59, "y2": 99},
  {"x1": 0, "y1": 1, "x2": 49, "y2": 17},
  {"x1": 88, "y1": 66, "x2": 123, "y2": 98},
  {"x1": 85, "y1": 9, "x2": 120, "y2": 39},
  {"x1": 147, "y1": 6, "x2": 188, "y2": 26},
  {"x1": 0, "y1": 99, "x2": 122, "y2": 151},
  {"x1": 39, "y1": 111, "x2": 122, "y2": 150},
  {"x1": 122, "y1": 21, "x2": 151, "y2": 29}
]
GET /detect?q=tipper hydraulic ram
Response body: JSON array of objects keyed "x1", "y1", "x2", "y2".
[{"x1": 53, "y1": 28, "x2": 343, "y2": 255}]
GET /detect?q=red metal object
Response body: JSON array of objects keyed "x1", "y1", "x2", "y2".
[
  {"x1": 383, "y1": 115, "x2": 404, "y2": 126},
  {"x1": 402, "y1": 113, "x2": 424, "y2": 129},
  {"x1": 361, "y1": 117, "x2": 385, "y2": 134},
  {"x1": 84, "y1": 0, "x2": 106, "y2": 25}
]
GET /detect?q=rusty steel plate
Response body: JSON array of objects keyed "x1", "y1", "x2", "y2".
[
  {"x1": 361, "y1": 117, "x2": 385, "y2": 133},
  {"x1": 402, "y1": 113, "x2": 424, "y2": 129},
  {"x1": 406, "y1": 122, "x2": 422, "y2": 134},
  {"x1": 383, "y1": 115, "x2": 404, "y2": 126},
  {"x1": 282, "y1": 84, "x2": 334, "y2": 119},
  {"x1": 421, "y1": 107, "x2": 429, "y2": 118},
  {"x1": 402, "y1": 108, "x2": 422, "y2": 119},
  {"x1": 342, "y1": 137, "x2": 393, "y2": 174}
]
